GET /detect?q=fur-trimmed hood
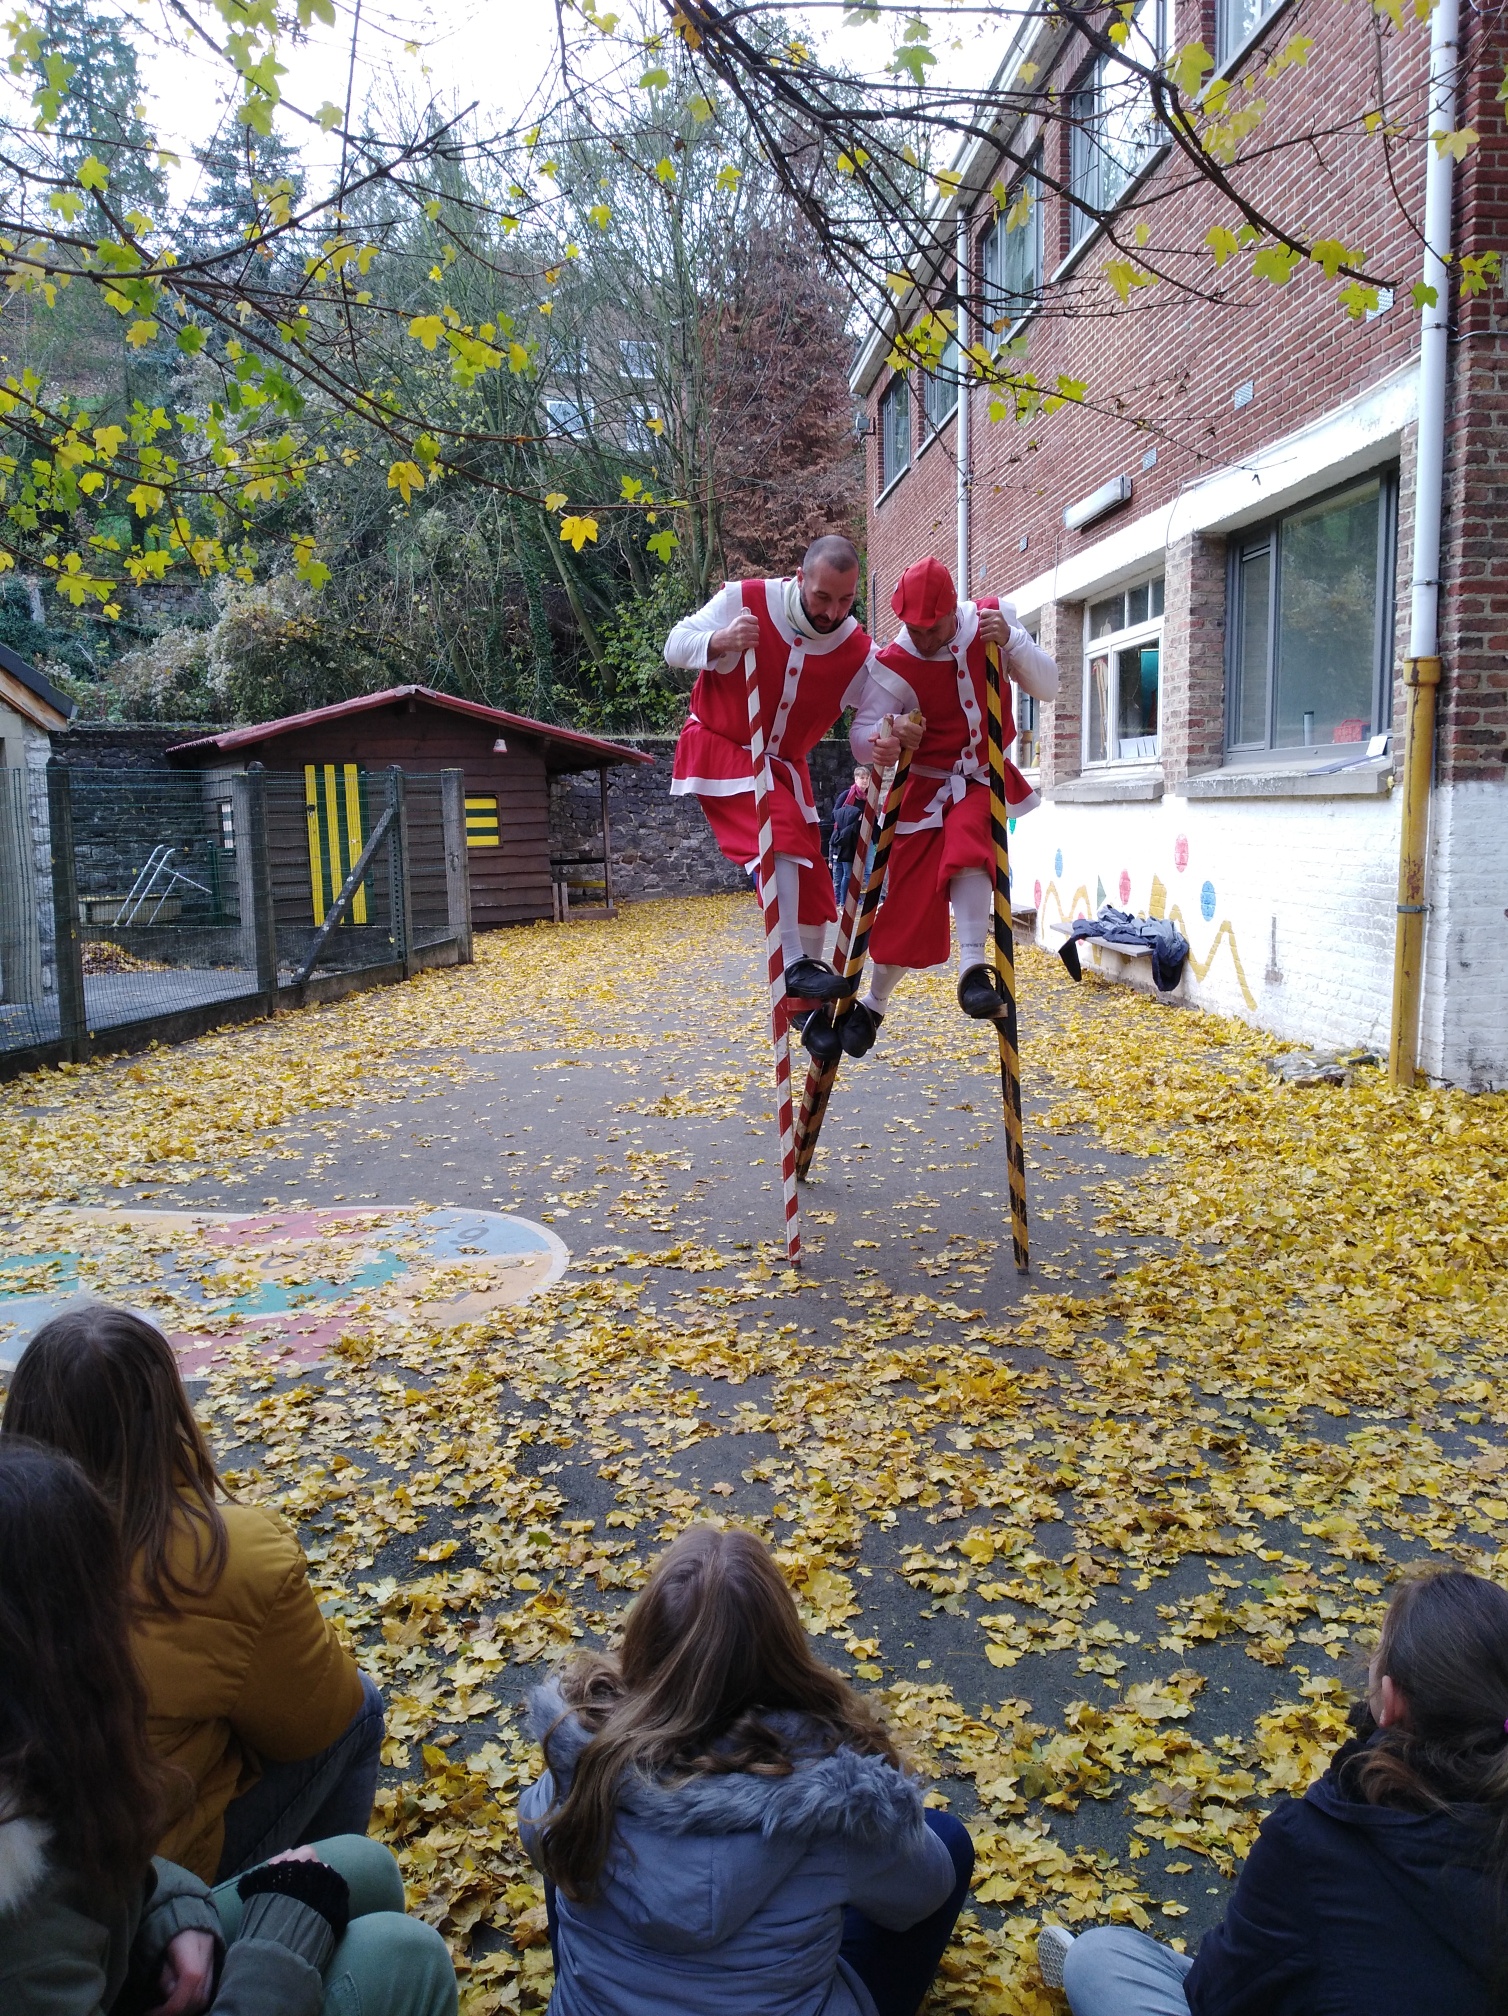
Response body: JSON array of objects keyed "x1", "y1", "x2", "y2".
[
  {"x1": 526, "y1": 1679, "x2": 927, "y2": 1845},
  {"x1": 519, "y1": 1679, "x2": 944, "y2": 1967},
  {"x1": 0, "y1": 1790, "x2": 51, "y2": 1918}
]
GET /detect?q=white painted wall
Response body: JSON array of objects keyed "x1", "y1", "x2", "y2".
[{"x1": 1008, "y1": 780, "x2": 1507, "y2": 1086}]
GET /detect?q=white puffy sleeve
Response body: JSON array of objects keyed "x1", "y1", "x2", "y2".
[
  {"x1": 663, "y1": 582, "x2": 746, "y2": 676},
  {"x1": 848, "y1": 659, "x2": 919, "y2": 763},
  {"x1": 999, "y1": 601, "x2": 1059, "y2": 701}
]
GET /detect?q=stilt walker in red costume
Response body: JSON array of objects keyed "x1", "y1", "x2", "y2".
[
  {"x1": 804, "y1": 555, "x2": 1058, "y2": 1060},
  {"x1": 665, "y1": 536, "x2": 919, "y2": 1001}
]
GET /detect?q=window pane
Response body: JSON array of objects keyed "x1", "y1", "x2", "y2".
[
  {"x1": 881, "y1": 381, "x2": 910, "y2": 483},
  {"x1": 1116, "y1": 643, "x2": 1159, "y2": 757},
  {"x1": 1127, "y1": 582, "x2": 1149, "y2": 626},
  {"x1": 1273, "y1": 481, "x2": 1381, "y2": 747},
  {"x1": 1087, "y1": 653, "x2": 1112, "y2": 762},
  {"x1": 925, "y1": 335, "x2": 959, "y2": 428},
  {"x1": 1217, "y1": 0, "x2": 1279, "y2": 63},
  {"x1": 1150, "y1": 575, "x2": 1164, "y2": 617},
  {"x1": 1233, "y1": 544, "x2": 1272, "y2": 746},
  {"x1": 1015, "y1": 690, "x2": 1038, "y2": 769},
  {"x1": 1088, "y1": 592, "x2": 1123, "y2": 639}
]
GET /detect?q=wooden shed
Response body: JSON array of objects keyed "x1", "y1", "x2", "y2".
[{"x1": 168, "y1": 686, "x2": 651, "y2": 931}]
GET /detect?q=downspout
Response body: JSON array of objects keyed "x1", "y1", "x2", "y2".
[
  {"x1": 1388, "y1": 0, "x2": 1457, "y2": 1085},
  {"x1": 955, "y1": 204, "x2": 971, "y2": 595}
]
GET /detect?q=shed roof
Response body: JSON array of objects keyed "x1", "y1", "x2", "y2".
[
  {"x1": 0, "y1": 639, "x2": 78, "y2": 733},
  {"x1": 167, "y1": 684, "x2": 655, "y2": 773}
]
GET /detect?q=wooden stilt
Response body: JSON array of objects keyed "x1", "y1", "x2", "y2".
[
  {"x1": 746, "y1": 648, "x2": 802, "y2": 1265},
  {"x1": 985, "y1": 644, "x2": 1030, "y2": 1273},
  {"x1": 793, "y1": 724, "x2": 918, "y2": 1180}
]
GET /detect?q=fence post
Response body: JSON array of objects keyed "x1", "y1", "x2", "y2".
[
  {"x1": 234, "y1": 763, "x2": 279, "y2": 1015},
  {"x1": 46, "y1": 761, "x2": 87, "y2": 1062},
  {"x1": 598, "y1": 765, "x2": 616, "y2": 915},
  {"x1": 440, "y1": 768, "x2": 473, "y2": 964},
  {"x1": 386, "y1": 766, "x2": 414, "y2": 978}
]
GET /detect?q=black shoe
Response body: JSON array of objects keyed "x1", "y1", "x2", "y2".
[
  {"x1": 800, "y1": 1011, "x2": 844, "y2": 1061},
  {"x1": 838, "y1": 1002, "x2": 883, "y2": 1057},
  {"x1": 958, "y1": 963, "x2": 1006, "y2": 1019},
  {"x1": 783, "y1": 956, "x2": 847, "y2": 1002}
]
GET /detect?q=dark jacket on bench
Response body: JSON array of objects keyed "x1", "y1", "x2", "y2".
[{"x1": 1185, "y1": 1734, "x2": 1501, "y2": 2016}]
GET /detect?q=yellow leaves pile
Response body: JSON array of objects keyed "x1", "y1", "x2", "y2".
[{"x1": 2, "y1": 895, "x2": 1506, "y2": 2014}]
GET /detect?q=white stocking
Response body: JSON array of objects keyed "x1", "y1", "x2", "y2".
[
  {"x1": 799, "y1": 922, "x2": 828, "y2": 963},
  {"x1": 950, "y1": 869, "x2": 993, "y2": 974},
  {"x1": 773, "y1": 854, "x2": 806, "y2": 966},
  {"x1": 860, "y1": 962, "x2": 906, "y2": 1017}
]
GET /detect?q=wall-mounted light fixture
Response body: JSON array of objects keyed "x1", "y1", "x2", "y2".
[
  {"x1": 493, "y1": 738, "x2": 509, "y2": 754},
  {"x1": 853, "y1": 407, "x2": 878, "y2": 440},
  {"x1": 1062, "y1": 473, "x2": 1132, "y2": 533}
]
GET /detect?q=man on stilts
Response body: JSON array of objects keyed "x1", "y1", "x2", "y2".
[
  {"x1": 805, "y1": 555, "x2": 1058, "y2": 1059},
  {"x1": 665, "y1": 535, "x2": 919, "y2": 1000}
]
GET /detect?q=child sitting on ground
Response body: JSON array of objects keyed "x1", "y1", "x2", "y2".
[
  {"x1": 519, "y1": 1522, "x2": 975, "y2": 2016},
  {"x1": 1039, "y1": 1567, "x2": 1508, "y2": 2016}
]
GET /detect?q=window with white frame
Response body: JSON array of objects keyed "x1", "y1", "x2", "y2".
[
  {"x1": 1015, "y1": 622, "x2": 1041, "y2": 768},
  {"x1": 626, "y1": 405, "x2": 663, "y2": 452},
  {"x1": 1226, "y1": 472, "x2": 1397, "y2": 753},
  {"x1": 981, "y1": 154, "x2": 1042, "y2": 336},
  {"x1": 545, "y1": 395, "x2": 592, "y2": 436},
  {"x1": 1216, "y1": 0, "x2": 1283, "y2": 65},
  {"x1": 1069, "y1": 2, "x2": 1168, "y2": 248},
  {"x1": 619, "y1": 338, "x2": 656, "y2": 380},
  {"x1": 1083, "y1": 575, "x2": 1164, "y2": 765},
  {"x1": 922, "y1": 314, "x2": 959, "y2": 432},
  {"x1": 879, "y1": 377, "x2": 910, "y2": 488}
]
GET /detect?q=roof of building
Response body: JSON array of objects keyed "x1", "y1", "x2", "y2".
[
  {"x1": 0, "y1": 639, "x2": 78, "y2": 732},
  {"x1": 167, "y1": 684, "x2": 655, "y2": 772}
]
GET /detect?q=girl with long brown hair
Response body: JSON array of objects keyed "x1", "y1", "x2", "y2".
[
  {"x1": 1040, "y1": 1567, "x2": 1508, "y2": 2016},
  {"x1": 1, "y1": 1303, "x2": 381, "y2": 1882},
  {"x1": 518, "y1": 1523, "x2": 975, "y2": 2016},
  {"x1": 0, "y1": 1436, "x2": 458, "y2": 2016}
]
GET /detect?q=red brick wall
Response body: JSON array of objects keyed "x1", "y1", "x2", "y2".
[{"x1": 865, "y1": 0, "x2": 1434, "y2": 686}]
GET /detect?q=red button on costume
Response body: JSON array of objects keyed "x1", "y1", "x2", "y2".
[
  {"x1": 870, "y1": 597, "x2": 1038, "y2": 968},
  {"x1": 671, "y1": 578, "x2": 872, "y2": 925}
]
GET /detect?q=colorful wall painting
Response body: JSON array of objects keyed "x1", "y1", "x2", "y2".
[{"x1": 0, "y1": 1206, "x2": 569, "y2": 1378}]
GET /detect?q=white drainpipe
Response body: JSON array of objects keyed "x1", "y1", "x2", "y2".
[
  {"x1": 1387, "y1": 0, "x2": 1458, "y2": 1084},
  {"x1": 955, "y1": 205, "x2": 971, "y2": 594}
]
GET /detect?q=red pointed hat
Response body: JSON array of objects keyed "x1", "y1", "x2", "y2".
[{"x1": 891, "y1": 555, "x2": 958, "y2": 627}]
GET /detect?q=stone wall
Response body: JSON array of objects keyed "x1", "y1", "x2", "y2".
[
  {"x1": 549, "y1": 735, "x2": 862, "y2": 902},
  {"x1": 52, "y1": 722, "x2": 213, "y2": 768}
]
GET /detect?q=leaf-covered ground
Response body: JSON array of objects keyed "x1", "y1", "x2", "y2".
[{"x1": 2, "y1": 894, "x2": 1505, "y2": 2016}]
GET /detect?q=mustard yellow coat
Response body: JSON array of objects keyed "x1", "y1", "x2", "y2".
[{"x1": 135, "y1": 1500, "x2": 363, "y2": 1880}]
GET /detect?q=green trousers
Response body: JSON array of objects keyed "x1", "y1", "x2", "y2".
[{"x1": 212, "y1": 1836, "x2": 458, "y2": 2016}]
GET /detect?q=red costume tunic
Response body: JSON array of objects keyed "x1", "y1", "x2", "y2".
[
  {"x1": 669, "y1": 578, "x2": 872, "y2": 925},
  {"x1": 865, "y1": 598, "x2": 1038, "y2": 968}
]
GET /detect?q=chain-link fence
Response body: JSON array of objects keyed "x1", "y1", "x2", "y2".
[{"x1": 0, "y1": 762, "x2": 472, "y2": 1073}]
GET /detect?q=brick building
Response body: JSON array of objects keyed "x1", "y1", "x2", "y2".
[{"x1": 854, "y1": 0, "x2": 1506, "y2": 1087}]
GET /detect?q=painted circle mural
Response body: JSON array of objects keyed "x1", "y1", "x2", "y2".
[
  {"x1": 1173, "y1": 835, "x2": 1189, "y2": 873},
  {"x1": 1118, "y1": 869, "x2": 1132, "y2": 906},
  {"x1": 1034, "y1": 878, "x2": 1042, "y2": 910},
  {"x1": 1200, "y1": 880, "x2": 1217, "y2": 922},
  {"x1": 1054, "y1": 848, "x2": 1064, "y2": 877},
  {"x1": 0, "y1": 1206, "x2": 569, "y2": 1378}
]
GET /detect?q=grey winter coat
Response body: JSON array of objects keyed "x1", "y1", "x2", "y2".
[
  {"x1": 0, "y1": 1795, "x2": 344, "y2": 2016},
  {"x1": 517, "y1": 1680, "x2": 958, "y2": 2016}
]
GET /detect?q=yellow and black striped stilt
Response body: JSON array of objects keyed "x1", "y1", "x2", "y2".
[
  {"x1": 793, "y1": 721, "x2": 918, "y2": 1181},
  {"x1": 985, "y1": 645, "x2": 1030, "y2": 1273}
]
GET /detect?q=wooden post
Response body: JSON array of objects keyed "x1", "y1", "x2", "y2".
[
  {"x1": 440, "y1": 767, "x2": 473, "y2": 963},
  {"x1": 599, "y1": 766, "x2": 616, "y2": 914},
  {"x1": 234, "y1": 763, "x2": 279, "y2": 1015},
  {"x1": 45, "y1": 761, "x2": 87, "y2": 1062},
  {"x1": 386, "y1": 766, "x2": 414, "y2": 977}
]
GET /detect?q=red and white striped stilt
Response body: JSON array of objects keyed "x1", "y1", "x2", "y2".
[{"x1": 745, "y1": 647, "x2": 802, "y2": 1265}]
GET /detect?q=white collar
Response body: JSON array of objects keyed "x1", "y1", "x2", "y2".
[{"x1": 766, "y1": 578, "x2": 858, "y2": 655}]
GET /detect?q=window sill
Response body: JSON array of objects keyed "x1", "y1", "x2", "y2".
[
  {"x1": 1183, "y1": 759, "x2": 1395, "y2": 801},
  {"x1": 875, "y1": 466, "x2": 911, "y2": 508},
  {"x1": 1050, "y1": 768, "x2": 1165, "y2": 804},
  {"x1": 1050, "y1": 142, "x2": 1173, "y2": 289}
]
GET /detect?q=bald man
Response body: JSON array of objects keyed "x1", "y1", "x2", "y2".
[{"x1": 665, "y1": 536, "x2": 920, "y2": 999}]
